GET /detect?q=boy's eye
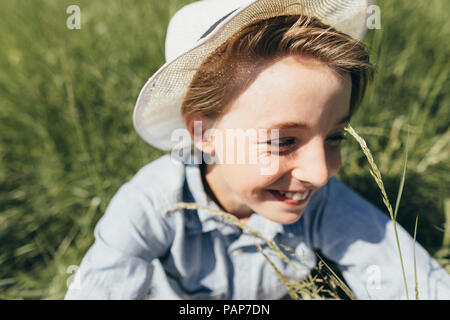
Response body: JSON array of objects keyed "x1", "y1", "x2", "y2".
[
  {"x1": 326, "y1": 132, "x2": 346, "y2": 145},
  {"x1": 263, "y1": 133, "x2": 346, "y2": 152},
  {"x1": 268, "y1": 137, "x2": 296, "y2": 148}
]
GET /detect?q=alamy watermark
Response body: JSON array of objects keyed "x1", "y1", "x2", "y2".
[
  {"x1": 366, "y1": 264, "x2": 382, "y2": 290},
  {"x1": 66, "y1": 5, "x2": 81, "y2": 30},
  {"x1": 66, "y1": 264, "x2": 81, "y2": 290},
  {"x1": 367, "y1": 5, "x2": 382, "y2": 30},
  {"x1": 64, "y1": 4, "x2": 381, "y2": 32},
  {"x1": 170, "y1": 121, "x2": 281, "y2": 175}
]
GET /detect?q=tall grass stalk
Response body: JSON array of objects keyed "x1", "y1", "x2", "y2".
[
  {"x1": 253, "y1": 242, "x2": 299, "y2": 300},
  {"x1": 413, "y1": 216, "x2": 419, "y2": 300},
  {"x1": 393, "y1": 128, "x2": 410, "y2": 221},
  {"x1": 344, "y1": 125, "x2": 410, "y2": 299},
  {"x1": 443, "y1": 199, "x2": 450, "y2": 249},
  {"x1": 315, "y1": 253, "x2": 356, "y2": 300}
]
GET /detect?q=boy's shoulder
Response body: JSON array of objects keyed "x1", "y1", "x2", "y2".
[
  {"x1": 125, "y1": 153, "x2": 186, "y2": 209},
  {"x1": 134, "y1": 153, "x2": 184, "y2": 184}
]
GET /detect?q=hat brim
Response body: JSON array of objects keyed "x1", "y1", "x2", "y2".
[{"x1": 133, "y1": 0, "x2": 370, "y2": 150}]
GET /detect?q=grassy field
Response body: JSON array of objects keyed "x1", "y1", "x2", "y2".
[{"x1": 0, "y1": 0, "x2": 449, "y2": 299}]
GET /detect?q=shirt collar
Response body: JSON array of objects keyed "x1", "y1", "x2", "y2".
[{"x1": 182, "y1": 147, "x2": 240, "y2": 235}]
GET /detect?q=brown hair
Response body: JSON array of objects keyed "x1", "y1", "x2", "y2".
[{"x1": 182, "y1": 15, "x2": 374, "y2": 121}]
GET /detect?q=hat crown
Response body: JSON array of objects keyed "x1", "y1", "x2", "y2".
[
  {"x1": 165, "y1": 0, "x2": 370, "y2": 63},
  {"x1": 165, "y1": 0, "x2": 253, "y2": 62}
]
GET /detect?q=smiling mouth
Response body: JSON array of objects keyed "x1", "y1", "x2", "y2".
[{"x1": 268, "y1": 189, "x2": 311, "y2": 206}]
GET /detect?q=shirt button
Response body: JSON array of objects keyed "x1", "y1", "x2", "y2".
[{"x1": 231, "y1": 249, "x2": 243, "y2": 256}]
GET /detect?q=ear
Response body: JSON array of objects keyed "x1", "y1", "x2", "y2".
[{"x1": 184, "y1": 114, "x2": 216, "y2": 155}]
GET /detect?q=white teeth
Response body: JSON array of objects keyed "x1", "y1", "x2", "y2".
[
  {"x1": 292, "y1": 193, "x2": 304, "y2": 201},
  {"x1": 280, "y1": 191, "x2": 309, "y2": 200}
]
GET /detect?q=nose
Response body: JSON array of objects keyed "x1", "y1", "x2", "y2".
[{"x1": 291, "y1": 138, "x2": 331, "y2": 188}]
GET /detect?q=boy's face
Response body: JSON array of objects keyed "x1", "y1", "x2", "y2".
[{"x1": 200, "y1": 54, "x2": 352, "y2": 224}]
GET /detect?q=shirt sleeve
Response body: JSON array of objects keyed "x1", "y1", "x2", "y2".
[
  {"x1": 313, "y1": 177, "x2": 450, "y2": 300},
  {"x1": 64, "y1": 182, "x2": 174, "y2": 300}
]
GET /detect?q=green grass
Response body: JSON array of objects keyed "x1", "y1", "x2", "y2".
[
  {"x1": 338, "y1": 0, "x2": 450, "y2": 268},
  {"x1": 0, "y1": 0, "x2": 449, "y2": 299}
]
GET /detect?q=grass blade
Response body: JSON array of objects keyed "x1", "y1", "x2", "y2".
[
  {"x1": 254, "y1": 242, "x2": 300, "y2": 300},
  {"x1": 443, "y1": 199, "x2": 450, "y2": 248},
  {"x1": 345, "y1": 125, "x2": 410, "y2": 299},
  {"x1": 315, "y1": 253, "x2": 356, "y2": 300},
  {"x1": 413, "y1": 216, "x2": 419, "y2": 300},
  {"x1": 393, "y1": 127, "x2": 410, "y2": 220}
]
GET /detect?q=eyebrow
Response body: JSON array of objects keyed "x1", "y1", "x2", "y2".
[{"x1": 267, "y1": 113, "x2": 351, "y2": 130}]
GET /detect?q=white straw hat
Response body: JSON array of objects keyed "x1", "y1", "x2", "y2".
[{"x1": 133, "y1": 0, "x2": 374, "y2": 151}]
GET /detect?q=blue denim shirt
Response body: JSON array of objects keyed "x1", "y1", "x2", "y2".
[{"x1": 64, "y1": 150, "x2": 450, "y2": 300}]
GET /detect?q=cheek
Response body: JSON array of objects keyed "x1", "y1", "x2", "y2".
[
  {"x1": 221, "y1": 163, "x2": 276, "y2": 195},
  {"x1": 217, "y1": 139, "x2": 286, "y2": 195},
  {"x1": 326, "y1": 146, "x2": 342, "y2": 176}
]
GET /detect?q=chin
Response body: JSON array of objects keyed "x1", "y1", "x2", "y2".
[{"x1": 263, "y1": 210, "x2": 304, "y2": 225}]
